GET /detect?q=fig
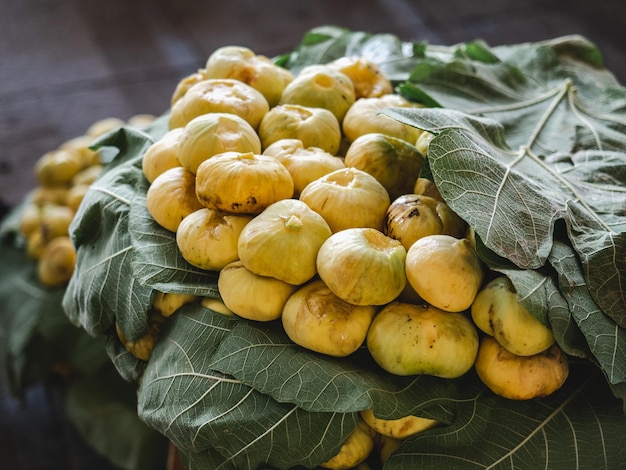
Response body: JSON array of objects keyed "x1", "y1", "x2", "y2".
[
  {"x1": 366, "y1": 301, "x2": 479, "y2": 378},
  {"x1": 262, "y1": 138, "x2": 345, "y2": 197},
  {"x1": 35, "y1": 149, "x2": 83, "y2": 186},
  {"x1": 344, "y1": 133, "x2": 425, "y2": 200},
  {"x1": 474, "y1": 336, "x2": 569, "y2": 400},
  {"x1": 237, "y1": 198, "x2": 331, "y2": 285},
  {"x1": 145, "y1": 166, "x2": 204, "y2": 233},
  {"x1": 176, "y1": 112, "x2": 261, "y2": 174},
  {"x1": 320, "y1": 419, "x2": 376, "y2": 469},
  {"x1": 218, "y1": 260, "x2": 297, "y2": 322},
  {"x1": 195, "y1": 151, "x2": 294, "y2": 215},
  {"x1": 258, "y1": 104, "x2": 341, "y2": 155},
  {"x1": 204, "y1": 45, "x2": 294, "y2": 106},
  {"x1": 327, "y1": 56, "x2": 393, "y2": 98},
  {"x1": 342, "y1": 94, "x2": 423, "y2": 143},
  {"x1": 316, "y1": 228, "x2": 406, "y2": 306},
  {"x1": 405, "y1": 234, "x2": 483, "y2": 312},
  {"x1": 279, "y1": 64, "x2": 355, "y2": 122},
  {"x1": 471, "y1": 276, "x2": 555, "y2": 356},
  {"x1": 168, "y1": 78, "x2": 269, "y2": 130},
  {"x1": 141, "y1": 128, "x2": 184, "y2": 183},
  {"x1": 413, "y1": 177, "x2": 444, "y2": 202},
  {"x1": 176, "y1": 208, "x2": 252, "y2": 271},
  {"x1": 384, "y1": 194, "x2": 467, "y2": 250},
  {"x1": 282, "y1": 280, "x2": 377, "y2": 357},
  {"x1": 37, "y1": 236, "x2": 76, "y2": 287},
  {"x1": 299, "y1": 167, "x2": 390, "y2": 233},
  {"x1": 360, "y1": 409, "x2": 438, "y2": 439},
  {"x1": 152, "y1": 291, "x2": 199, "y2": 318}
]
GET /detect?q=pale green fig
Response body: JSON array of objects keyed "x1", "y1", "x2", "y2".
[
  {"x1": 280, "y1": 64, "x2": 355, "y2": 122},
  {"x1": 299, "y1": 167, "x2": 390, "y2": 233},
  {"x1": 176, "y1": 208, "x2": 252, "y2": 271},
  {"x1": 282, "y1": 280, "x2": 377, "y2": 357},
  {"x1": 366, "y1": 301, "x2": 479, "y2": 378},
  {"x1": 218, "y1": 260, "x2": 297, "y2": 322},
  {"x1": 342, "y1": 94, "x2": 424, "y2": 143},
  {"x1": 384, "y1": 194, "x2": 467, "y2": 251},
  {"x1": 471, "y1": 276, "x2": 555, "y2": 356},
  {"x1": 262, "y1": 138, "x2": 345, "y2": 197},
  {"x1": 145, "y1": 166, "x2": 204, "y2": 233},
  {"x1": 474, "y1": 336, "x2": 569, "y2": 400},
  {"x1": 177, "y1": 113, "x2": 261, "y2": 174},
  {"x1": 344, "y1": 133, "x2": 425, "y2": 200},
  {"x1": 258, "y1": 104, "x2": 341, "y2": 155},
  {"x1": 405, "y1": 234, "x2": 483, "y2": 312},
  {"x1": 238, "y1": 198, "x2": 331, "y2": 285},
  {"x1": 168, "y1": 78, "x2": 269, "y2": 130},
  {"x1": 195, "y1": 151, "x2": 294, "y2": 215},
  {"x1": 316, "y1": 228, "x2": 406, "y2": 306}
]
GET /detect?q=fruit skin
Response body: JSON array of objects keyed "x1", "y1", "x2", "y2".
[
  {"x1": 359, "y1": 409, "x2": 439, "y2": 439},
  {"x1": 218, "y1": 260, "x2": 297, "y2": 322},
  {"x1": 151, "y1": 291, "x2": 199, "y2": 318},
  {"x1": 176, "y1": 208, "x2": 252, "y2": 271},
  {"x1": 145, "y1": 166, "x2": 204, "y2": 233},
  {"x1": 262, "y1": 138, "x2": 345, "y2": 197},
  {"x1": 168, "y1": 78, "x2": 269, "y2": 130},
  {"x1": 35, "y1": 149, "x2": 83, "y2": 186},
  {"x1": 237, "y1": 199, "x2": 331, "y2": 285},
  {"x1": 320, "y1": 419, "x2": 376, "y2": 470},
  {"x1": 279, "y1": 64, "x2": 356, "y2": 122},
  {"x1": 384, "y1": 194, "x2": 467, "y2": 251},
  {"x1": 405, "y1": 234, "x2": 483, "y2": 313},
  {"x1": 474, "y1": 336, "x2": 569, "y2": 400},
  {"x1": 366, "y1": 301, "x2": 479, "y2": 378},
  {"x1": 258, "y1": 104, "x2": 342, "y2": 155},
  {"x1": 299, "y1": 167, "x2": 390, "y2": 233},
  {"x1": 316, "y1": 228, "x2": 407, "y2": 306},
  {"x1": 195, "y1": 151, "x2": 294, "y2": 215},
  {"x1": 282, "y1": 280, "x2": 377, "y2": 357},
  {"x1": 471, "y1": 276, "x2": 555, "y2": 356},
  {"x1": 115, "y1": 311, "x2": 166, "y2": 362},
  {"x1": 176, "y1": 113, "x2": 261, "y2": 174},
  {"x1": 342, "y1": 94, "x2": 424, "y2": 143},
  {"x1": 344, "y1": 133, "x2": 425, "y2": 201}
]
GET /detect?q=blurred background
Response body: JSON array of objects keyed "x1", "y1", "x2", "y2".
[{"x1": 1, "y1": 0, "x2": 624, "y2": 468}]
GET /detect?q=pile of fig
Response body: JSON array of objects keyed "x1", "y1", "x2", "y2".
[{"x1": 139, "y1": 46, "x2": 569, "y2": 468}]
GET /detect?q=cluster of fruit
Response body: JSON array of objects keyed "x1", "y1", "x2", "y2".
[
  {"x1": 138, "y1": 46, "x2": 570, "y2": 468},
  {"x1": 19, "y1": 115, "x2": 154, "y2": 288}
]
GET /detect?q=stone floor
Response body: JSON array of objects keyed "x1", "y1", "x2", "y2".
[{"x1": 1, "y1": 0, "x2": 625, "y2": 468}]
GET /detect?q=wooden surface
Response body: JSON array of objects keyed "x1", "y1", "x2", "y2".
[{"x1": 1, "y1": 0, "x2": 625, "y2": 468}]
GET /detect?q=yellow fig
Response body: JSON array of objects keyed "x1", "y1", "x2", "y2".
[
  {"x1": 471, "y1": 276, "x2": 555, "y2": 356},
  {"x1": 320, "y1": 419, "x2": 376, "y2": 469},
  {"x1": 327, "y1": 56, "x2": 393, "y2": 98},
  {"x1": 258, "y1": 104, "x2": 341, "y2": 155},
  {"x1": 299, "y1": 168, "x2": 390, "y2": 233},
  {"x1": 176, "y1": 208, "x2": 252, "y2": 271},
  {"x1": 195, "y1": 152, "x2": 294, "y2": 215},
  {"x1": 168, "y1": 78, "x2": 269, "y2": 130},
  {"x1": 145, "y1": 166, "x2": 204, "y2": 233},
  {"x1": 142, "y1": 128, "x2": 184, "y2": 183},
  {"x1": 282, "y1": 280, "x2": 377, "y2": 357},
  {"x1": 218, "y1": 260, "x2": 297, "y2": 322},
  {"x1": 176, "y1": 113, "x2": 261, "y2": 174},
  {"x1": 360, "y1": 409, "x2": 438, "y2": 439},
  {"x1": 474, "y1": 336, "x2": 569, "y2": 400},
  {"x1": 405, "y1": 235, "x2": 483, "y2": 312},
  {"x1": 37, "y1": 236, "x2": 77, "y2": 287}
]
